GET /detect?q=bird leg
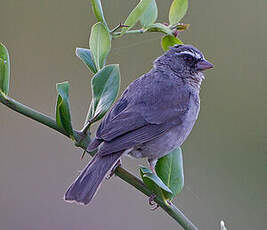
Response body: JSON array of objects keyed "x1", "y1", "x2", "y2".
[
  {"x1": 105, "y1": 159, "x2": 121, "y2": 180},
  {"x1": 148, "y1": 194, "x2": 159, "y2": 210},
  {"x1": 148, "y1": 158, "x2": 157, "y2": 174},
  {"x1": 147, "y1": 159, "x2": 159, "y2": 210}
]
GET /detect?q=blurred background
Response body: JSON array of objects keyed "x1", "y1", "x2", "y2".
[{"x1": 0, "y1": 0, "x2": 266, "y2": 229}]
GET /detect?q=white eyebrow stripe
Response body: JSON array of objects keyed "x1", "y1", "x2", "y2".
[{"x1": 179, "y1": 51, "x2": 202, "y2": 59}]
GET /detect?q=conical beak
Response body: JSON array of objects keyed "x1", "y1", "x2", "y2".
[{"x1": 196, "y1": 59, "x2": 214, "y2": 71}]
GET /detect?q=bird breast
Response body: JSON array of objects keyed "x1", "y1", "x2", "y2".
[{"x1": 129, "y1": 95, "x2": 200, "y2": 160}]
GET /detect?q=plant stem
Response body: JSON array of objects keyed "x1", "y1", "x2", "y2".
[
  {"x1": 115, "y1": 167, "x2": 199, "y2": 230},
  {"x1": 110, "y1": 23, "x2": 129, "y2": 33},
  {"x1": 0, "y1": 91, "x2": 199, "y2": 230},
  {"x1": 112, "y1": 29, "x2": 145, "y2": 37},
  {"x1": 80, "y1": 116, "x2": 98, "y2": 135},
  {"x1": 0, "y1": 91, "x2": 89, "y2": 149},
  {"x1": 0, "y1": 91, "x2": 68, "y2": 136}
]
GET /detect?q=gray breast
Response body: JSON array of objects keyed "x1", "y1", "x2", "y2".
[{"x1": 129, "y1": 95, "x2": 200, "y2": 160}]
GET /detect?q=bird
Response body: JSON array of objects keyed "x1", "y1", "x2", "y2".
[{"x1": 64, "y1": 44, "x2": 213, "y2": 205}]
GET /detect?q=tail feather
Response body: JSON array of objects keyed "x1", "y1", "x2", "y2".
[{"x1": 64, "y1": 151, "x2": 122, "y2": 205}]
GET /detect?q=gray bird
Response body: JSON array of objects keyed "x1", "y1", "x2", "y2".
[{"x1": 64, "y1": 44, "x2": 213, "y2": 205}]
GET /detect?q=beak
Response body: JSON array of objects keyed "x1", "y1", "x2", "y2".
[{"x1": 196, "y1": 59, "x2": 214, "y2": 71}]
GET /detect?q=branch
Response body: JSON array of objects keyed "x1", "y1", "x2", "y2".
[
  {"x1": 115, "y1": 167, "x2": 198, "y2": 230},
  {"x1": 0, "y1": 91, "x2": 68, "y2": 136},
  {"x1": 0, "y1": 91, "x2": 198, "y2": 230},
  {"x1": 110, "y1": 23, "x2": 130, "y2": 33},
  {"x1": 112, "y1": 29, "x2": 145, "y2": 37},
  {"x1": 0, "y1": 91, "x2": 90, "y2": 150}
]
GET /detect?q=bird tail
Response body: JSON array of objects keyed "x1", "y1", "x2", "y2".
[{"x1": 64, "y1": 151, "x2": 122, "y2": 205}]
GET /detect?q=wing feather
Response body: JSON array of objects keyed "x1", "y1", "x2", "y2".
[
  {"x1": 98, "y1": 119, "x2": 183, "y2": 156},
  {"x1": 93, "y1": 70, "x2": 191, "y2": 154}
]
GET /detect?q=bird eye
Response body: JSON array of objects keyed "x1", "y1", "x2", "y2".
[{"x1": 183, "y1": 55, "x2": 193, "y2": 62}]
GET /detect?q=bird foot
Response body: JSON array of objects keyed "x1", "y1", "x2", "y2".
[
  {"x1": 106, "y1": 159, "x2": 121, "y2": 180},
  {"x1": 148, "y1": 194, "x2": 159, "y2": 210}
]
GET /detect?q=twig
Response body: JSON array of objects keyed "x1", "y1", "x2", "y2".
[
  {"x1": 80, "y1": 115, "x2": 99, "y2": 135},
  {"x1": 0, "y1": 91, "x2": 68, "y2": 136},
  {"x1": 112, "y1": 29, "x2": 145, "y2": 37},
  {"x1": 0, "y1": 91, "x2": 199, "y2": 230},
  {"x1": 110, "y1": 23, "x2": 129, "y2": 33},
  {"x1": 115, "y1": 167, "x2": 198, "y2": 230}
]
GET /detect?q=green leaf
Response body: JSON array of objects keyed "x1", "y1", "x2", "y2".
[
  {"x1": 76, "y1": 48, "x2": 97, "y2": 74},
  {"x1": 139, "y1": 0, "x2": 158, "y2": 28},
  {"x1": 169, "y1": 0, "x2": 188, "y2": 25},
  {"x1": 161, "y1": 35, "x2": 183, "y2": 51},
  {"x1": 140, "y1": 167, "x2": 173, "y2": 200},
  {"x1": 145, "y1": 23, "x2": 173, "y2": 35},
  {"x1": 89, "y1": 22, "x2": 111, "y2": 71},
  {"x1": 0, "y1": 43, "x2": 10, "y2": 95},
  {"x1": 120, "y1": 0, "x2": 153, "y2": 36},
  {"x1": 88, "y1": 64, "x2": 120, "y2": 123},
  {"x1": 56, "y1": 82, "x2": 73, "y2": 137},
  {"x1": 155, "y1": 147, "x2": 184, "y2": 200},
  {"x1": 90, "y1": 0, "x2": 108, "y2": 27}
]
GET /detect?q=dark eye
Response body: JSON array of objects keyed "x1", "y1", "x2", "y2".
[{"x1": 183, "y1": 55, "x2": 194, "y2": 62}]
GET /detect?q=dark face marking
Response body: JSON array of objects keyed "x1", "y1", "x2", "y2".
[
  {"x1": 175, "y1": 49, "x2": 203, "y2": 70},
  {"x1": 156, "y1": 44, "x2": 213, "y2": 76}
]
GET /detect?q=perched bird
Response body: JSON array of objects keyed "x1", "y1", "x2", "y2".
[{"x1": 64, "y1": 44, "x2": 213, "y2": 205}]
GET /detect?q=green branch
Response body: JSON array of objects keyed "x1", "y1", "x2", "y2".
[
  {"x1": 116, "y1": 167, "x2": 198, "y2": 230},
  {"x1": 0, "y1": 90, "x2": 198, "y2": 230},
  {"x1": 0, "y1": 91, "x2": 68, "y2": 136},
  {"x1": 112, "y1": 29, "x2": 145, "y2": 37}
]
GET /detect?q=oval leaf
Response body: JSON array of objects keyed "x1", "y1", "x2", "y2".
[
  {"x1": 89, "y1": 22, "x2": 111, "y2": 71},
  {"x1": 76, "y1": 48, "x2": 97, "y2": 74},
  {"x1": 90, "y1": 0, "x2": 108, "y2": 27},
  {"x1": 0, "y1": 43, "x2": 10, "y2": 95},
  {"x1": 169, "y1": 0, "x2": 188, "y2": 25},
  {"x1": 161, "y1": 35, "x2": 183, "y2": 51},
  {"x1": 140, "y1": 167, "x2": 173, "y2": 200},
  {"x1": 146, "y1": 23, "x2": 173, "y2": 35},
  {"x1": 56, "y1": 81, "x2": 74, "y2": 137},
  {"x1": 120, "y1": 0, "x2": 153, "y2": 36},
  {"x1": 139, "y1": 0, "x2": 158, "y2": 28},
  {"x1": 88, "y1": 64, "x2": 120, "y2": 123},
  {"x1": 155, "y1": 147, "x2": 184, "y2": 200}
]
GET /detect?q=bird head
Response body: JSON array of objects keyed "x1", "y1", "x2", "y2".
[{"x1": 154, "y1": 44, "x2": 213, "y2": 84}]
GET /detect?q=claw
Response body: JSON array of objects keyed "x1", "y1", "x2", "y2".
[
  {"x1": 80, "y1": 150, "x2": 86, "y2": 160},
  {"x1": 105, "y1": 159, "x2": 121, "y2": 180},
  {"x1": 149, "y1": 194, "x2": 156, "y2": 205},
  {"x1": 148, "y1": 194, "x2": 159, "y2": 210}
]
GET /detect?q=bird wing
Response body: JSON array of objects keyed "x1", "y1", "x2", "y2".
[
  {"x1": 98, "y1": 119, "x2": 183, "y2": 156},
  {"x1": 94, "y1": 71, "x2": 191, "y2": 155}
]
